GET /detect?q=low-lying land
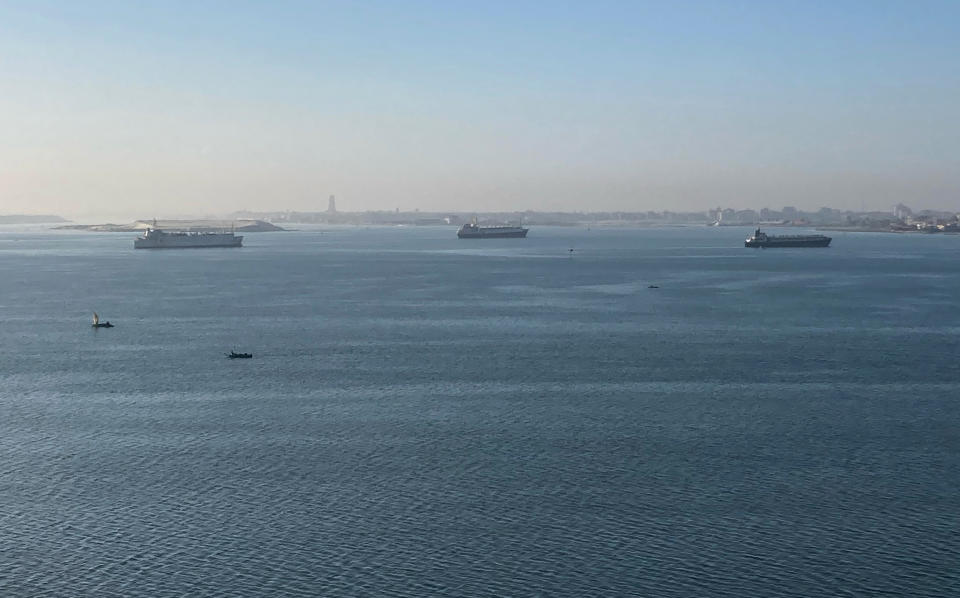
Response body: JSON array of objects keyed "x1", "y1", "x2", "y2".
[
  {"x1": 0, "y1": 214, "x2": 70, "y2": 224},
  {"x1": 56, "y1": 219, "x2": 284, "y2": 233}
]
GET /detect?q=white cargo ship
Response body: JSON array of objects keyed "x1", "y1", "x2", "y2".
[{"x1": 134, "y1": 227, "x2": 243, "y2": 249}]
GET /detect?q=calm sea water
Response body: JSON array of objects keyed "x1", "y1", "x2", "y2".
[{"x1": 1, "y1": 225, "x2": 958, "y2": 597}]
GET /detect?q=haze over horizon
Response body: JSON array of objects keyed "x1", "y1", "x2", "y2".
[{"x1": 1, "y1": 1, "x2": 958, "y2": 219}]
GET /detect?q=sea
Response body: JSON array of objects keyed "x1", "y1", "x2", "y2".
[{"x1": 1, "y1": 224, "x2": 958, "y2": 597}]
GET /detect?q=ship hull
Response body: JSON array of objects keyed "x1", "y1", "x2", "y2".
[
  {"x1": 134, "y1": 235, "x2": 243, "y2": 249},
  {"x1": 458, "y1": 229, "x2": 528, "y2": 238},
  {"x1": 745, "y1": 238, "x2": 831, "y2": 248}
]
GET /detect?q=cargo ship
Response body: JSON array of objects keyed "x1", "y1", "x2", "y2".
[
  {"x1": 134, "y1": 227, "x2": 243, "y2": 249},
  {"x1": 745, "y1": 228, "x2": 831, "y2": 248},
  {"x1": 457, "y1": 222, "x2": 528, "y2": 238}
]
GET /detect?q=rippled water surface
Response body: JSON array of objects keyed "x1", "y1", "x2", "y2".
[{"x1": 1, "y1": 225, "x2": 958, "y2": 596}]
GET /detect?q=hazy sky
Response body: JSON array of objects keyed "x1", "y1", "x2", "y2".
[{"x1": 1, "y1": 1, "x2": 958, "y2": 219}]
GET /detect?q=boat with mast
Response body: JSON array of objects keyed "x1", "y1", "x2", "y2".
[{"x1": 92, "y1": 313, "x2": 114, "y2": 328}]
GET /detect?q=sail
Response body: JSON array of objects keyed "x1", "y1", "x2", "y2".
[{"x1": 93, "y1": 312, "x2": 99, "y2": 325}]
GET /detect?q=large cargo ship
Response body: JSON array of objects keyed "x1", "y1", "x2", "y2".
[
  {"x1": 745, "y1": 228, "x2": 831, "y2": 248},
  {"x1": 134, "y1": 227, "x2": 243, "y2": 249},
  {"x1": 457, "y1": 223, "x2": 528, "y2": 238}
]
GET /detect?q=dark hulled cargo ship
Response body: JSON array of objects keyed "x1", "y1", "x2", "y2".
[
  {"x1": 745, "y1": 228, "x2": 831, "y2": 248},
  {"x1": 457, "y1": 223, "x2": 528, "y2": 238}
]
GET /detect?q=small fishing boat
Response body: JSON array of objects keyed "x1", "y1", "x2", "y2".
[
  {"x1": 227, "y1": 351, "x2": 253, "y2": 359},
  {"x1": 92, "y1": 313, "x2": 114, "y2": 328}
]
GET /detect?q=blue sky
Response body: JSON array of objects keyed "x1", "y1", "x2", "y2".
[{"x1": 1, "y1": 0, "x2": 958, "y2": 217}]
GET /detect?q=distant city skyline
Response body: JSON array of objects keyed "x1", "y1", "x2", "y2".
[{"x1": 2, "y1": 1, "x2": 959, "y2": 219}]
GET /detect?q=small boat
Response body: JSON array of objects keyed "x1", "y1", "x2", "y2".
[
  {"x1": 227, "y1": 351, "x2": 253, "y2": 359},
  {"x1": 648, "y1": 285, "x2": 659, "y2": 289},
  {"x1": 92, "y1": 313, "x2": 114, "y2": 328}
]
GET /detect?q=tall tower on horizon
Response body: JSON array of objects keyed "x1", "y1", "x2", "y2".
[{"x1": 327, "y1": 195, "x2": 337, "y2": 213}]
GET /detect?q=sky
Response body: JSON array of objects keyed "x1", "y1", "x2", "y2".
[{"x1": 1, "y1": 0, "x2": 958, "y2": 219}]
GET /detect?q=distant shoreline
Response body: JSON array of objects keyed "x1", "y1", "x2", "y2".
[
  {"x1": 55, "y1": 219, "x2": 284, "y2": 233},
  {"x1": 6, "y1": 213, "x2": 955, "y2": 236},
  {"x1": 817, "y1": 226, "x2": 960, "y2": 234},
  {"x1": 0, "y1": 214, "x2": 70, "y2": 224}
]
